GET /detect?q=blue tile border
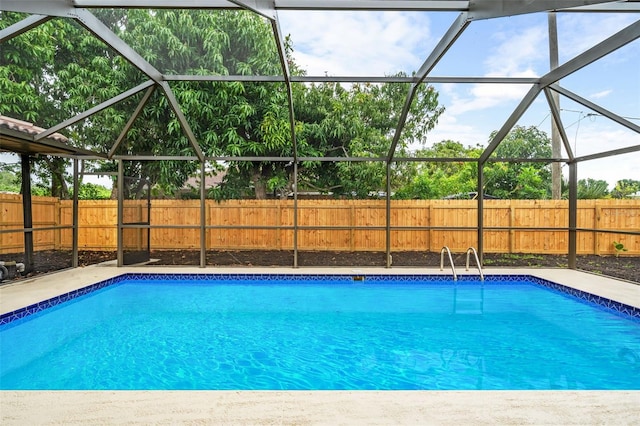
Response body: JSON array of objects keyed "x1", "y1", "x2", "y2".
[
  {"x1": 1, "y1": 273, "x2": 638, "y2": 326},
  {"x1": 0, "y1": 275, "x2": 126, "y2": 326},
  {"x1": 525, "y1": 275, "x2": 640, "y2": 319}
]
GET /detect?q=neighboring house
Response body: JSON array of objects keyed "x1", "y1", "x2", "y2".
[{"x1": 173, "y1": 171, "x2": 227, "y2": 198}]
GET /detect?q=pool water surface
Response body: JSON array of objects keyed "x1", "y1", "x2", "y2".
[{"x1": 1, "y1": 274, "x2": 639, "y2": 390}]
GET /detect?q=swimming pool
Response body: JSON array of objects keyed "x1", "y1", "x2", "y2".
[{"x1": 1, "y1": 273, "x2": 639, "y2": 390}]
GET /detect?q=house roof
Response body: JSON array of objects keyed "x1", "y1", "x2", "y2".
[{"x1": 0, "y1": 115, "x2": 103, "y2": 157}]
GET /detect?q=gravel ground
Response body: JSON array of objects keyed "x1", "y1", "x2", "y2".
[{"x1": 3, "y1": 249, "x2": 638, "y2": 284}]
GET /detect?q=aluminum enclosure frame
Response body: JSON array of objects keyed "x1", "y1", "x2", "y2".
[{"x1": 1, "y1": 1, "x2": 639, "y2": 269}]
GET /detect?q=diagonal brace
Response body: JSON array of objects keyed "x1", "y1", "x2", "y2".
[
  {"x1": 35, "y1": 80, "x2": 155, "y2": 141},
  {"x1": 0, "y1": 14, "x2": 52, "y2": 43},
  {"x1": 479, "y1": 84, "x2": 541, "y2": 163},
  {"x1": 159, "y1": 81, "x2": 205, "y2": 162},
  {"x1": 387, "y1": 13, "x2": 470, "y2": 162},
  {"x1": 109, "y1": 85, "x2": 157, "y2": 158}
]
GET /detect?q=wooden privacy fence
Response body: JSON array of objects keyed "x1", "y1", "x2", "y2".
[{"x1": 1, "y1": 194, "x2": 639, "y2": 255}]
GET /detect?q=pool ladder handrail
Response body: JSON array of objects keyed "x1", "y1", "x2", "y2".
[
  {"x1": 440, "y1": 246, "x2": 458, "y2": 281},
  {"x1": 465, "y1": 247, "x2": 485, "y2": 281}
]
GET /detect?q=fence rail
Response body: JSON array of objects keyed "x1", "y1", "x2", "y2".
[{"x1": 1, "y1": 194, "x2": 638, "y2": 255}]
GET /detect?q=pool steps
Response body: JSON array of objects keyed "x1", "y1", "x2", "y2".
[
  {"x1": 440, "y1": 246, "x2": 485, "y2": 281},
  {"x1": 465, "y1": 247, "x2": 485, "y2": 281},
  {"x1": 440, "y1": 246, "x2": 458, "y2": 280}
]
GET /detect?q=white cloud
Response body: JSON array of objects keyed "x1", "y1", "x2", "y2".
[
  {"x1": 574, "y1": 153, "x2": 639, "y2": 188},
  {"x1": 434, "y1": 24, "x2": 547, "y2": 124},
  {"x1": 484, "y1": 25, "x2": 547, "y2": 76},
  {"x1": 424, "y1": 113, "x2": 487, "y2": 148},
  {"x1": 589, "y1": 89, "x2": 612, "y2": 99},
  {"x1": 570, "y1": 124, "x2": 640, "y2": 156},
  {"x1": 558, "y1": 14, "x2": 639, "y2": 61},
  {"x1": 447, "y1": 81, "x2": 534, "y2": 116},
  {"x1": 279, "y1": 11, "x2": 433, "y2": 76}
]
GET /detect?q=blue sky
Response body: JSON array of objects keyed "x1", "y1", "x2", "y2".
[{"x1": 278, "y1": 10, "x2": 640, "y2": 188}]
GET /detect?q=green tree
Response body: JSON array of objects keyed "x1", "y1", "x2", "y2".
[
  {"x1": 484, "y1": 125, "x2": 552, "y2": 199},
  {"x1": 577, "y1": 178, "x2": 610, "y2": 199},
  {"x1": 74, "y1": 183, "x2": 112, "y2": 200},
  {"x1": 610, "y1": 179, "x2": 640, "y2": 199},
  {"x1": 2, "y1": 10, "x2": 285, "y2": 198},
  {"x1": 288, "y1": 79, "x2": 444, "y2": 199},
  {"x1": 393, "y1": 140, "x2": 480, "y2": 199},
  {"x1": 0, "y1": 164, "x2": 20, "y2": 193},
  {"x1": 1, "y1": 13, "x2": 75, "y2": 198},
  {"x1": 2, "y1": 11, "x2": 444, "y2": 200}
]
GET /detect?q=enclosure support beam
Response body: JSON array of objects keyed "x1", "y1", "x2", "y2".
[
  {"x1": 385, "y1": 162, "x2": 392, "y2": 268},
  {"x1": 20, "y1": 154, "x2": 34, "y2": 274},
  {"x1": 159, "y1": 82, "x2": 205, "y2": 162},
  {"x1": 269, "y1": 13, "x2": 301, "y2": 268},
  {"x1": 574, "y1": 145, "x2": 640, "y2": 162},
  {"x1": 117, "y1": 159, "x2": 124, "y2": 267},
  {"x1": 165, "y1": 75, "x2": 539, "y2": 84},
  {"x1": 477, "y1": 161, "x2": 484, "y2": 264},
  {"x1": 550, "y1": 85, "x2": 640, "y2": 134},
  {"x1": 543, "y1": 87, "x2": 575, "y2": 161},
  {"x1": 568, "y1": 162, "x2": 578, "y2": 269},
  {"x1": 109, "y1": 85, "x2": 156, "y2": 158},
  {"x1": 73, "y1": 8, "x2": 164, "y2": 82},
  {"x1": 387, "y1": 12, "x2": 469, "y2": 163},
  {"x1": 35, "y1": 80, "x2": 155, "y2": 142},
  {"x1": 293, "y1": 161, "x2": 299, "y2": 268},
  {"x1": 479, "y1": 84, "x2": 540, "y2": 163},
  {"x1": 72, "y1": 159, "x2": 79, "y2": 268},
  {"x1": 227, "y1": 0, "x2": 276, "y2": 20},
  {"x1": 540, "y1": 19, "x2": 640, "y2": 88},
  {"x1": 548, "y1": 12, "x2": 562, "y2": 200},
  {"x1": 0, "y1": 14, "x2": 52, "y2": 43},
  {"x1": 468, "y1": 0, "x2": 613, "y2": 20},
  {"x1": 200, "y1": 161, "x2": 206, "y2": 268}
]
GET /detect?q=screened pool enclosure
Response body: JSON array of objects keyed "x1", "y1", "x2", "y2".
[{"x1": 1, "y1": 1, "x2": 639, "y2": 269}]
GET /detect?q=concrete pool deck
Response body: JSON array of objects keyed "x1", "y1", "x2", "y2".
[{"x1": 1, "y1": 264, "x2": 639, "y2": 425}]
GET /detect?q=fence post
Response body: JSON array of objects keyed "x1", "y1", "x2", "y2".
[
  {"x1": 428, "y1": 203, "x2": 434, "y2": 251},
  {"x1": 276, "y1": 201, "x2": 282, "y2": 250},
  {"x1": 509, "y1": 202, "x2": 515, "y2": 254},
  {"x1": 54, "y1": 197, "x2": 61, "y2": 251},
  {"x1": 595, "y1": 204, "x2": 602, "y2": 255},
  {"x1": 350, "y1": 203, "x2": 356, "y2": 251}
]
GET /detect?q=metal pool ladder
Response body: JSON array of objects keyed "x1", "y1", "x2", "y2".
[
  {"x1": 465, "y1": 247, "x2": 485, "y2": 281},
  {"x1": 440, "y1": 246, "x2": 457, "y2": 280}
]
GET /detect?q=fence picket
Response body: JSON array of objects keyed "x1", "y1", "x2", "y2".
[{"x1": 1, "y1": 195, "x2": 638, "y2": 255}]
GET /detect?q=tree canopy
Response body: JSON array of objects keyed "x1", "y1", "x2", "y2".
[
  {"x1": 1, "y1": 12, "x2": 635, "y2": 201},
  {"x1": 1, "y1": 10, "x2": 444, "y2": 199}
]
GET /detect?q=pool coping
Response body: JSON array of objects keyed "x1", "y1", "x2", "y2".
[
  {"x1": 2, "y1": 390, "x2": 639, "y2": 425},
  {"x1": 1, "y1": 265, "x2": 639, "y2": 425}
]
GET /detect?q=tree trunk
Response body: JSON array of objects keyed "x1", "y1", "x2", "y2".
[
  {"x1": 251, "y1": 167, "x2": 268, "y2": 199},
  {"x1": 253, "y1": 180, "x2": 268, "y2": 199},
  {"x1": 48, "y1": 157, "x2": 69, "y2": 199}
]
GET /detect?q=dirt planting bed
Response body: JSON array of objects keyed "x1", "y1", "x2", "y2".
[{"x1": 2, "y1": 249, "x2": 638, "y2": 284}]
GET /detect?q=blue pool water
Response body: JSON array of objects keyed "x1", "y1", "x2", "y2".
[{"x1": 1, "y1": 274, "x2": 639, "y2": 390}]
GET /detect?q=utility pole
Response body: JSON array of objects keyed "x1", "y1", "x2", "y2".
[{"x1": 549, "y1": 12, "x2": 562, "y2": 199}]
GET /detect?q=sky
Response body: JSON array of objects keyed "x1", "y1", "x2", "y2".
[{"x1": 277, "y1": 9, "x2": 640, "y2": 188}]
